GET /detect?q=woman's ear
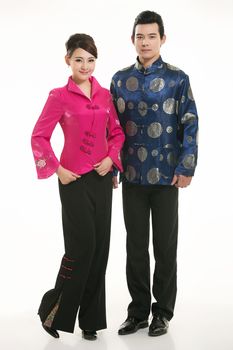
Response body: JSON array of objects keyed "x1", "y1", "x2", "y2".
[{"x1": 65, "y1": 55, "x2": 70, "y2": 66}]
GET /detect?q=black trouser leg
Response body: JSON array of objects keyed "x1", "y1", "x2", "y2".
[
  {"x1": 38, "y1": 171, "x2": 112, "y2": 333},
  {"x1": 122, "y1": 182, "x2": 151, "y2": 320},
  {"x1": 150, "y1": 185, "x2": 178, "y2": 320}
]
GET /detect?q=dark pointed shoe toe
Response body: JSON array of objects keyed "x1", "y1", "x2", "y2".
[
  {"x1": 82, "y1": 330, "x2": 97, "y2": 341},
  {"x1": 42, "y1": 324, "x2": 59, "y2": 338},
  {"x1": 148, "y1": 315, "x2": 169, "y2": 337},
  {"x1": 118, "y1": 317, "x2": 148, "y2": 335}
]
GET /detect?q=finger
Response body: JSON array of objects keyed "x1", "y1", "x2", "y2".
[
  {"x1": 93, "y1": 162, "x2": 101, "y2": 168},
  {"x1": 171, "y1": 175, "x2": 178, "y2": 186}
]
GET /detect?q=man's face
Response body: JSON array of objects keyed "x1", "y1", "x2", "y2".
[{"x1": 132, "y1": 23, "x2": 166, "y2": 66}]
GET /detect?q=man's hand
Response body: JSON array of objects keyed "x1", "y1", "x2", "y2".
[
  {"x1": 56, "y1": 165, "x2": 81, "y2": 185},
  {"x1": 112, "y1": 176, "x2": 118, "y2": 189},
  {"x1": 171, "y1": 174, "x2": 192, "y2": 188},
  {"x1": 94, "y1": 156, "x2": 113, "y2": 176}
]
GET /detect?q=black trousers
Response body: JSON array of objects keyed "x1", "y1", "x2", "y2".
[
  {"x1": 122, "y1": 182, "x2": 178, "y2": 321},
  {"x1": 38, "y1": 171, "x2": 113, "y2": 333}
]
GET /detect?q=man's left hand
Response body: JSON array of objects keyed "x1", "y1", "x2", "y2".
[{"x1": 171, "y1": 174, "x2": 192, "y2": 188}]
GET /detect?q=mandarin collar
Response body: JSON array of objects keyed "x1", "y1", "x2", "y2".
[
  {"x1": 67, "y1": 76, "x2": 102, "y2": 98},
  {"x1": 134, "y1": 56, "x2": 164, "y2": 74}
]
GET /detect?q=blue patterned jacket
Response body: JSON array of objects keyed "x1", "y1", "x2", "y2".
[{"x1": 110, "y1": 56, "x2": 198, "y2": 185}]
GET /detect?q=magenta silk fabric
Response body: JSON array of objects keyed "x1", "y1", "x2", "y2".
[{"x1": 31, "y1": 76, "x2": 125, "y2": 179}]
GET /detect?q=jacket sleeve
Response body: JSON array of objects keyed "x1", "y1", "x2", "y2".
[
  {"x1": 175, "y1": 74, "x2": 199, "y2": 176},
  {"x1": 31, "y1": 89, "x2": 63, "y2": 179},
  {"x1": 106, "y1": 94, "x2": 125, "y2": 172}
]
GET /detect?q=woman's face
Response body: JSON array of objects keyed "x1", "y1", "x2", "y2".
[{"x1": 66, "y1": 48, "x2": 96, "y2": 84}]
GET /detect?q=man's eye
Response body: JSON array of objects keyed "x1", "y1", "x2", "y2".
[{"x1": 75, "y1": 59, "x2": 82, "y2": 62}]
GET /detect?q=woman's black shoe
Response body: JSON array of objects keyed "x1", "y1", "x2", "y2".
[
  {"x1": 82, "y1": 330, "x2": 97, "y2": 340},
  {"x1": 42, "y1": 324, "x2": 60, "y2": 338}
]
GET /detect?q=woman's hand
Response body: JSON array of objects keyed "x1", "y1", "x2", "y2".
[
  {"x1": 94, "y1": 156, "x2": 113, "y2": 176},
  {"x1": 56, "y1": 165, "x2": 81, "y2": 185}
]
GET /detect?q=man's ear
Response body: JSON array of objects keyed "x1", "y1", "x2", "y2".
[
  {"x1": 131, "y1": 35, "x2": 135, "y2": 45},
  {"x1": 161, "y1": 34, "x2": 166, "y2": 46}
]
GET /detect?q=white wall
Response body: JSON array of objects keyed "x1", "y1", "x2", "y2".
[{"x1": 0, "y1": 0, "x2": 232, "y2": 326}]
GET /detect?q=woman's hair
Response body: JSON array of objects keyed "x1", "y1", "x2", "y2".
[
  {"x1": 65, "y1": 33, "x2": 98, "y2": 58},
  {"x1": 132, "y1": 11, "x2": 165, "y2": 39}
]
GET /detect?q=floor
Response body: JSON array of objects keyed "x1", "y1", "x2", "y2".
[{"x1": 2, "y1": 301, "x2": 232, "y2": 350}]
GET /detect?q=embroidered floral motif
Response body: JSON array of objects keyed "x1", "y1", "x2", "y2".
[
  {"x1": 36, "y1": 159, "x2": 46, "y2": 168},
  {"x1": 43, "y1": 294, "x2": 62, "y2": 328}
]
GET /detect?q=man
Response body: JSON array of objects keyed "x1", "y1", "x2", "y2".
[{"x1": 111, "y1": 10, "x2": 198, "y2": 337}]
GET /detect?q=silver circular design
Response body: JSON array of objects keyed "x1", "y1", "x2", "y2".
[
  {"x1": 111, "y1": 79, "x2": 115, "y2": 88},
  {"x1": 167, "y1": 63, "x2": 180, "y2": 71},
  {"x1": 128, "y1": 147, "x2": 134, "y2": 155},
  {"x1": 128, "y1": 101, "x2": 134, "y2": 109},
  {"x1": 186, "y1": 136, "x2": 193, "y2": 143},
  {"x1": 196, "y1": 129, "x2": 199, "y2": 145},
  {"x1": 149, "y1": 78, "x2": 165, "y2": 92},
  {"x1": 167, "y1": 152, "x2": 177, "y2": 166},
  {"x1": 138, "y1": 101, "x2": 148, "y2": 117},
  {"x1": 152, "y1": 103, "x2": 159, "y2": 112},
  {"x1": 137, "y1": 147, "x2": 148, "y2": 162},
  {"x1": 126, "y1": 76, "x2": 139, "y2": 91},
  {"x1": 147, "y1": 122, "x2": 163, "y2": 138},
  {"x1": 181, "y1": 113, "x2": 196, "y2": 124},
  {"x1": 159, "y1": 154, "x2": 164, "y2": 161},
  {"x1": 147, "y1": 168, "x2": 161, "y2": 184},
  {"x1": 166, "y1": 126, "x2": 173, "y2": 134},
  {"x1": 181, "y1": 95, "x2": 186, "y2": 103},
  {"x1": 126, "y1": 121, "x2": 138, "y2": 136},
  {"x1": 168, "y1": 80, "x2": 176, "y2": 88},
  {"x1": 117, "y1": 97, "x2": 125, "y2": 113},
  {"x1": 188, "y1": 86, "x2": 194, "y2": 101},
  {"x1": 163, "y1": 98, "x2": 176, "y2": 114},
  {"x1": 125, "y1": 165, "x2": 136, "y2": 181},
  {"x1": 151, "y1": 149, "x2": 159, "y2": 157},
  {"x1": 117, "y1": 80, "x2": 122, "y2": 87},
  {"x1": 182, "y1": 154, "x2": 195, "y2": 169}
]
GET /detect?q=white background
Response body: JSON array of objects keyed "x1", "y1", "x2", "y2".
[{"x1": 0, "y1": 0, "x2": 233, "y2": 349}]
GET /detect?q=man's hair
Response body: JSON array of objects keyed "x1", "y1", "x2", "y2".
[{"x1": 132, "y1": 11, "x2": 165, "y2": 39}]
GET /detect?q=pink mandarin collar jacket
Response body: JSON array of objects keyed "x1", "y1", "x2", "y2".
[{"x1": 31, "y1": 76, "x2": 125, "y2": 179}]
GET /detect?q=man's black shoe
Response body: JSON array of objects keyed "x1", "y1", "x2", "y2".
[
  {"x1": 148, "y1": 315, "x2": 169, "y2": 336},
  {"x1": 82, "y1": 330, "x2": 97, "y2": 341},
  {"x1": 42, "y1": 324, "x2": 59, "y2": 338},
  {"x1": 118, "y1": 317, "x2": 148, "y2": 335}
]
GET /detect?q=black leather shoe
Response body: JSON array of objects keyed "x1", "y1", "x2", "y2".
[
  {"x1": 42, "y1": 324, "x2": 59, "y2": 338},
  {"x1": 148, "y1": 315, "x2": 169, "y2": 336},
  {"x1": 82, "y1": 330, "x2": 97, "y2": 341},
  {"x1": 118, "y1": 317, "x2": 148, "y2": 335}
]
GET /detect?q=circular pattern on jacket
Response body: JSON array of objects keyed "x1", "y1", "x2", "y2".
[
  {"x1": 125, "y1": 165, "x2": 136, "y2": 181},
  {"x1": 147, "y1": 168, "x2": 161, "y2": 184},
  {"x1": 137, "y1": 147, "x2": 148, "y2": 162},
  {"x1": 167, "y1": 152, "x2": 177, "y2": 166},
  {"x1": 159, "y1": 154, "x2": 164, "y2": 161},
  {"x1": 164, "y1": 144, "x2": 174, "y2": 149},
  {"x1": 182, "y1": 154, "x2": 195, "y2": 169},
  {"x1": 166, "y1": 126, "x2": 173, "y2": 134},
  {"x1": 181, "y1": 95, "x2": 186, "y2": 103},
  {"x1": 151, "y1": 149, "x2": 159, "y2": 157},
  {"x1": 128, "y1": 147, "x2": 134, "y2": 155},
  {"x1": 163, "y1": 98, "x2": 176, "y2": 114},
  {"x1": 149, "y1": 78, "x2": 165, "y2": 92},
  {"x1": 188, "y1": 86, "x2": 194, "y2": 101},
  {"x1": 181, "y1": 113, "x2": 196, "y2": 124},
  {"x1": 117, "y1": 97, "x2": 125, "y2": 113},
  {"x1": 147, "y1": 122, "x2": 163, "y2": 138},
  {"x1": 152, "y1": 103, "x2": 159, "y2": 112},
  {"x1": 128, "y1": 101, "x2": 134, "y2": 109},
  {"x1": 117, "y1": 80, "x2": 122, "y2": 87},
  {"x1": 126, "y1": 121, "x2": 138, "y2": 136},
  {"x1": 168, "y1": 80, "x2": 176, "y2": 88},
  {"x1": 138, "y1": 101, "x2": 148, "y2": 116},
  {"x1": 186, "y1": 136, "x2": 193, "y2": 143},
  {"x1": 126, "y1": 76, "x2": 139, "y2": 91},
  {"x1": 167, "y1": 63, "x2": 180, "y2": 71}
]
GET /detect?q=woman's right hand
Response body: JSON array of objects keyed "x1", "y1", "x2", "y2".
[{"x1": 56, "y1": 165, "x2": 81, "y2": 185}]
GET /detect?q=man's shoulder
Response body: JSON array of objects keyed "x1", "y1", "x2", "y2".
[
  {"x1": 163, "y1": 61, "x2": 188, "y2": 79},
  {"x1": 112, "y1": 64, "x2": 135, "y2": 79}
]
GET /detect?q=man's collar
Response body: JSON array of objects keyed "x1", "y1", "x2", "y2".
[{"x1": 134, "y1": 56, "x2": 164, "y2": 74}]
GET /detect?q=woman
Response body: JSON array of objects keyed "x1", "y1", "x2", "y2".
[{"x1": 31, "y1": 33, "x2": 125, "y2": 341}]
